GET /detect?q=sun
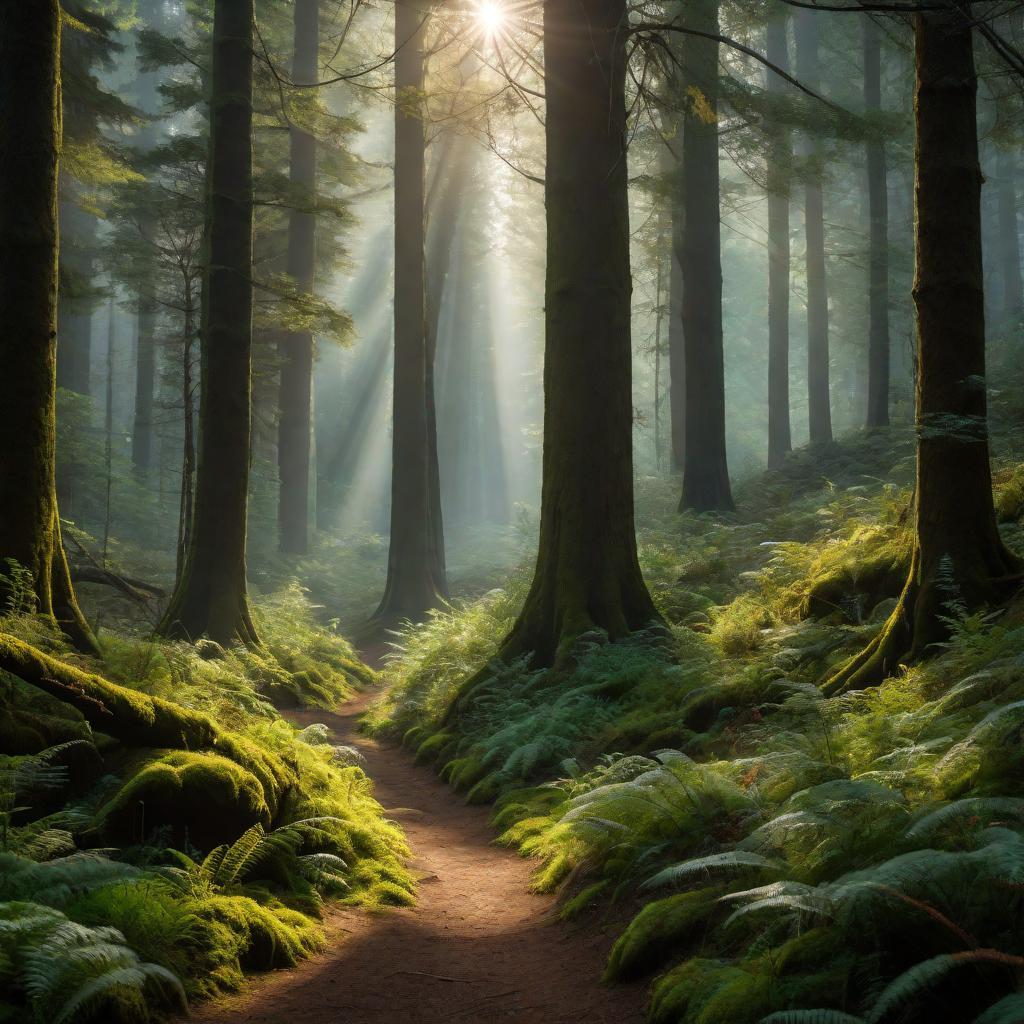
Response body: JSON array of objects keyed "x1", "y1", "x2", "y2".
[{"x1": 477, "y1": 0, "x2": 505, "y2": 37}]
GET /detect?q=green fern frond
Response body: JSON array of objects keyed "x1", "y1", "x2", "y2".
[
  {"x1": 761, "y1": 1012, "x2": 867, "y2": 1024},
  {"x1": 906, "y1": 798, "x2": 1024, "y2": 839},
  {"x1": 866, "y1": 954, "x2": 968, "y2": 1023},
  {"x1": 973, "y1": 993, "x2": 1024, "y2": 1024},
  {"x1": 642, "y1": 852, "x2": 783, "y2": 890},
  {"x1": 51, "y1": 962, "x2": 186, "y2": 1024}
]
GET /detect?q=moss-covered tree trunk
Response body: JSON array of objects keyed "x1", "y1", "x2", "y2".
[
  {"x1": 864, "y1": 17, "x2": 890, "y2": 429},
  {"x1": 795, "y1": 7, "x2": 833, "y2": 446},
  {"x1": 679, "y1": 0, "x2": 734, "y2": 513},
  {"x1": 277, "y1": 0, "x2": 318, "y2": 556},
  {"x1": 765, "y1": 11, "x2": 792, "y2": 470},
  {"x1": 0, "y1": 0, "x2": 96, "y2": 654},
  {"x1": 494, "y1": 0, "x2": 662, "y2": 668},
  {"x1": 372, "y1": 0, "x2": 448, "y2": 626},
  {"x1": 158, "y1": 0, "x2": 259, "y2": 647},
  {"x1": 824, "y1": 2, "x2": 1019, "y2": 695},
  {"x1": 996, "y1": 146, "x2": 1023, "y2": 322}
]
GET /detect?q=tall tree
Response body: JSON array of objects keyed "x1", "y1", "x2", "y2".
[
  {"x1": 158, "y1": 0, "x2": 259, "y2": 647},
  {"x1": 277, "y1": 0, "x2": 319, "y2": 554},
  {"x1": 0, "y1": 0, "x2": 96, "y2": 652},
  {"x1": 765, "y1": 9, "x2": 792, "y2": 470},
  {"x1": 668, "y1": 242, "x2": 685, "y2": 470},
  {"x1": 996, "y1": 145, "x2": 1023, "y2": 322},
  {"x1": 864, "y1": 16, "x2": 890, "y2": 428},
  {"x1": 56, "y1": 195, "x2": 95, "y2": 397},
  {"x1": 825, "y1": 1, "x2": 1018, "y2": 693},
  {"x1": 679, "y1": 0, "x2": 734, "y2": 512},
  {"x1": 372, "y1": 0, "x2": 448, "y2": 626},
  {"x1": 129, "y1": 4, "x2": 169, "y2": 476},
  {"x1": 467, "y1": 0, "x2": 661, "y2": 671},
  {"x1": 795, "y1": 6, "x2": 833, "y2": 445}
]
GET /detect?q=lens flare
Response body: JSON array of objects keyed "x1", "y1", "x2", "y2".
[{"x1": 477, "y1": 0, "x2": 505, "y2": 36}]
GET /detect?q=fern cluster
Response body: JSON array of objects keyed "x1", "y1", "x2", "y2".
[{"x1": 378, "y1": 437, "x2": 1024, "y2": 1024}]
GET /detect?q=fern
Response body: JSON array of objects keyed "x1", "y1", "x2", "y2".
[
  {"x1": 973, "y1": 994, "x2": 1024, "y2": 1024},
  {"x1": 177, "y1": 817, "x2": 350, "y2": 892},
  {"x1": 906, "y1": 798, "x2": 1024, "y2": 839},
  {"x1": 0, "y1": 852, "x2": 140, "y2": 907},
  {"x1": 642, "y1": 852, "x2": 783, "y2": 890},
  {"x1": 761, "y1": 1013, "x2": 867, "y2": 1024},
  {"x1": 865, "y1": 952, "x2": 1024, "y2": 1023},
  {"x1": 0, "y1": 901, "x2": 186, "y2": 1023}
]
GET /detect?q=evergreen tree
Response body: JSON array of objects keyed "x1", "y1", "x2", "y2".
[
  {"x1": 826, "y1": 0, "x2": 1019, "y2": 693},
  {"x1": 0, "y1": 0, "x2": 96, "y2": 653}
]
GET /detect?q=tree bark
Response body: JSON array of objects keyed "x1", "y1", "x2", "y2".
[
  {"x1": 158, "y1": 0, "x2": 259, "y2": 647},
  {"x1": 765, "y1": 12, "x2": 792, "y2": 469},
  {"x1": 679, "y1": 0, "x2": 734, "y2": 513},
  {"x1": 481, "y1": 0, "x2": 662, "y2": 670},
  {"x1": 56, "y1": 194, "x2": 94, "y2": 397},
  {"x1": 0, "y1": 0, "x2": 96, "y2": 653},
  {"x1": 277, "y1": 0, "x2": 318, "y2": 556},
  {"x1": 132, "y1": 289, "x2": 157, "y2": 472},
  {"x1": 824, "y1": 2, "x2": 1019, "y2": 694},
  {"x1": 795, "y1": 7, "x2": 833, "y2": 445},
  {"x1": 668, "y1": 238, "x2": 685, "y2": 471},
  {"x1": 996, "y1": 145, "x2": 1023, "y2": 322},
  {"x1": 864, "y1": 16, "x2": 891, "y2": 429},
  {"x1": 372, "y1": 0, "x2": 447, "y2": 626}
]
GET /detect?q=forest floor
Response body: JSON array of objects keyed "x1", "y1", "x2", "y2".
[{"x1": 187, "y1": 683, "x2": 646, "y2": 1024}]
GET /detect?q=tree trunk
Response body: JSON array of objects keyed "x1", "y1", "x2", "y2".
[
  {"x1": 132, "y1": 287, "x2": 157, "y2": 472},
  {"x1": 372, "y1": 0, "x2": 447, "y2": 626},
  {"x1": 765, "y1": 12, "x2": 792, "y2": 469},
  {"x1": 176, "y1": 273, "x2": 197, "y2": 579},
  {"x1": 56, "y1": 194, "x2": 94, "y2": 397},
  {"x1": 484, "y1": 0, "x2": 662, "y2": 670},
  {"x1": 0, "y1": 0, "x2": 95, "y2": 653},
  {"x1": 679, "y1": 0, "x2": 734, "y2": 513},
  {"x1": 158, "y1": 0, "x2": 259, "y2": 647},
  {"x1": 277, "y1": 0, "x2": 318, "y2": 556},
  {"x1": 668, "y1": 235, "x2": 685, "y2": 470},
  {"x1": 795, "y1": 7, "x2": 833, "y2": 445},
  {"x1": 824, "y1": 2, "x2": 1019, "y2": 694},
  {"x1": 864, "y1": 17, "x2": 891, "y2": 429},
  {"x1": 996, "y1": 146, "x2": 1023, "y2": 322}
]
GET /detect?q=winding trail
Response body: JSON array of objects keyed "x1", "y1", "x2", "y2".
[{"x1": 189, "y1": 687, "x2": 646, "y2": 1024}]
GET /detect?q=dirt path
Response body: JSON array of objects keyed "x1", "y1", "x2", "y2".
[{"x1": 189, "y1": 688, "x2": 645, "y2": 1024}]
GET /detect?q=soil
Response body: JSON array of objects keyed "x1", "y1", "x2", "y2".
[{"x1": 187, "y1": 687, "x2": 647, "y2": 1024}]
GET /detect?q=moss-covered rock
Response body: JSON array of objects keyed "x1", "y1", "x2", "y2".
[
  {"x1": 97, "y1": 751, "x2": 270, "y2": 849},
  {"x1": 192, "y1": 894, "x2": 323, "y2": 971}
]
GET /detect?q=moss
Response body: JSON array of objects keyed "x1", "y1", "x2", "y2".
[
  {"x1": 192, "y1": 894, "x2": 323, "y2": 971},
  {"x1": 798, "y1": 535, "x2": 909, "y2": 623},
  {"x1": 0, "y1": 632, "x2": 220, "y2": 750},
  {"x1": 559, "y1": 879, "x2": 611, "y2": 921},
  {"x1": 994, "y1": 464, "x2": 1024, "y2": 523},
  {"x1": 696, "y1": 971, "x2": 771, "y2": 1024},
  {"x1": 648, "y1": 959, "x2": 740, "y2": 1024},
  {"x1": 604, "y1": 888, "x2": 725, "y2": 982},
  {"x1": 440, "y1": 755, "x2": 487, "y2": 791},
  {"x1": 465, "y1": 770, "x2": 505, "y2": 804},
  {"x1": 97, "y1": 750, "x2": 270, "y2": 849},
  {"x1": 415, "y1": 731, "x2": 455, "y2": 765}
]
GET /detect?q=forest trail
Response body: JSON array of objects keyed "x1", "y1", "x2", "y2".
[{"x1": 187, "y1": 684, "x2": 646, "y2": 1024}]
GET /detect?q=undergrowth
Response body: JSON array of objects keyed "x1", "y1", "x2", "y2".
[
  {"x1": 0, "y1": 583, "x2": 412, "y2": 1023},
  {"x1": 373, "y1": 424, "x2": 1024, "y2": 1024}
]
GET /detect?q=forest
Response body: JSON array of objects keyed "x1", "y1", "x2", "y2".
[{"x1": 3, "y1": 0, "x2": 1024, "y2": 1022}]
